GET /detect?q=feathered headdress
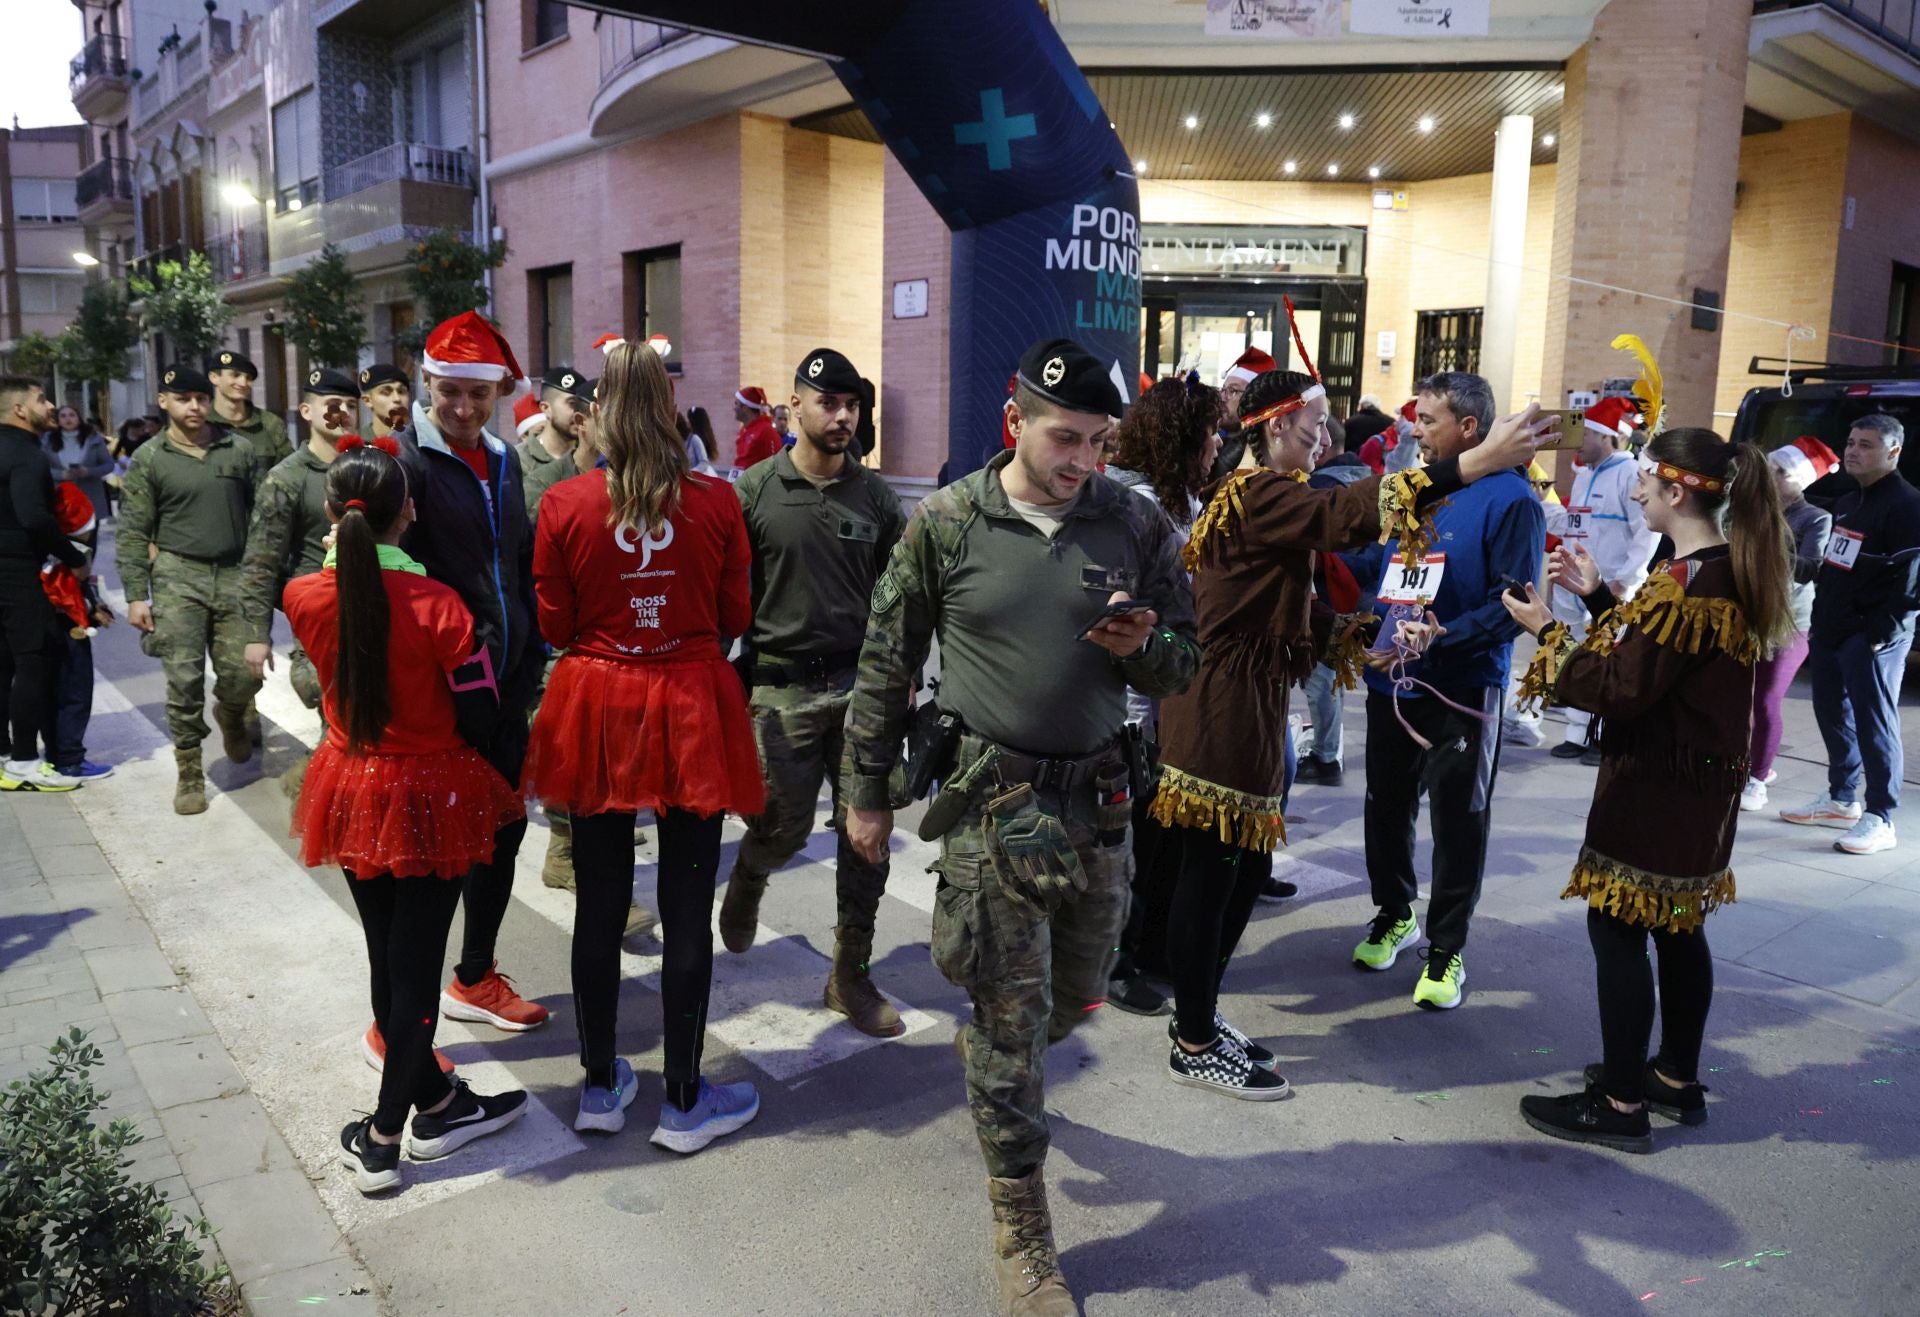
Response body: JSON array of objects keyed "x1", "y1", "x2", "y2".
[
  {"x1": 1610, "y1": 334, "x2": 1664, "y2": 435},
  {"x1": 1285, "y1": 296, "x2": 1320, "y2": 384}
]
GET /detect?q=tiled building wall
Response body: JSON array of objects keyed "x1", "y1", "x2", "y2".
[{"x1": 314, "y1": 30, "x2": 395, "y2": 177}]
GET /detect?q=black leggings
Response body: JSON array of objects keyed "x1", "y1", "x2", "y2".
[
  {"x1": 1587, "y1": 907, "x2": 1714, "y2": 1104},
  {"x1": 1166, "y1": 829, "x2": 1270, "y2": 1046},
  {"x1": 345, "y1": 871, "x2": 463, "y2": 1136},
  {"x1": 572, "y1": 808, "x2": 722, "y2": 1108}
]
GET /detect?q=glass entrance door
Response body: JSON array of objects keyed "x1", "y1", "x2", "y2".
[{"x1": 1176, "y1": 298, "x2": 1278, "y2": 386}]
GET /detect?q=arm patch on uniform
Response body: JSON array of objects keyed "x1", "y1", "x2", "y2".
[{"x1": 871, "y1": 571, "x2": 902, "y2": 614}]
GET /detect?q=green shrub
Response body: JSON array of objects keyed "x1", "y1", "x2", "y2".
[{"x1": 0, "y1": 1029, "x2": 234, "y2": 1315}]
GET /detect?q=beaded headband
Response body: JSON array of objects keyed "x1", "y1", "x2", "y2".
[{"x1": 1638, "y1": 451, "x2": 1724, "y2": 494}]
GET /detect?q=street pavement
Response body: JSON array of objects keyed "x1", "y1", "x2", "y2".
[{"x1": 4, "y1": 537, "x2": 1918, "y2": 1316}]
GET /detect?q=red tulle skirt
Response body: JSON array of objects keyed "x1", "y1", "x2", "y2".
[
  {"x1": 292, "y1": 742, "x2": 525, "y2": 879},
  {"x1": 522, "y1": 652, "x2": 765, "y2": 818}
]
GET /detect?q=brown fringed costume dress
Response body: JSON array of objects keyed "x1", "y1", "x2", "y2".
[{"x1": 1519, "y1": 547, "x2": 1761, "y2": 932}]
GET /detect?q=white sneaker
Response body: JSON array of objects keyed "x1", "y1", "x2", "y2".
[
  {"x1": 1779, "y1": 796, "x2": 1863, "y2": 829},
  {"x1": 0, "y1": 759, "x2": 82, "y2": 792},
  {"x1": 1502, "y1": 718, "x2": 1546, "y2": 749},
  {"x1": 1739, "y1": 777, "x2": 1768, "y2": 812},
  {"x1": 1835, "y1": 815, "x2": 1896, "y2": 855}
]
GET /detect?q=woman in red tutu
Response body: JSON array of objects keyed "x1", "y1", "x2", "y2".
[
  {"x1": 284, "y1": 441, "x2": 529, "y2": 1195},
  {"x1": 522, "y1": 341, "x2": 765, "y2": 1151}
]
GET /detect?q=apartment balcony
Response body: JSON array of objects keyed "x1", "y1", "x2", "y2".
[
  {"x1": 215, "y1": 226, "x2": 271, "y2": 286},
  {"x1": 70, "y1": 33, "x2": 130, "y2": 120},
  {"x1": 1749, "y1": 2, "x2": 1920, "y2": 141},
  {"x1": 271, "y1": 144, "x2": 475, "y2": 276},
  {"x1": 76, "y1": 158, "x2": 135, "y2": 224},
  {"x1": 588, "y1": 17, "x2": 835, "y2": 139},
  {"x1": 314, "y1": 0, "x2": 457, "y2": 38}
]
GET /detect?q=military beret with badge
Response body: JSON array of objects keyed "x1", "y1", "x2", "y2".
[
  {"x1": 158, "y1": 365, "x2": 214, "y2": 396},
  {"x1": 302, "y1": 367, "x2": 359, "y2": 398},
  {"x1": 358, "y1": 362, "x2": 409, "y2": 393},
  {"x1": 796, "y1": 347, "x2": 863, "y2": 396},
  {"x1": 542, "y1": 366, "x2": 595, "y2": 403},
  {"x1": 207, "y1": 349, "x2": 258, "y2": 379},
  {"x1": 1016, "y1": 337, "x2": 1123, "y2": 417}
]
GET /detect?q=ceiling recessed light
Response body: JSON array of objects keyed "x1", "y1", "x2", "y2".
[
  {"x1": 1327, "y1": 163, "x2": 1340, "y2": 176},
  {"x1": 1282, "y1": 160, "x2": 1297, "y2": 175},
  {"x1": 1338, "y1": 113, "x2": 1355, "y2": 130},
  {"x1": 1368, "y1": 166, "x2": 1381, "y2": 179},
  {"x1": 1417, "y1": 116, "x2": 1436, "y2": 134},
  {"x1": 1134, "y1": 159, "x2": 1149, "y2": 174},
  {"x1": 1184, "y1": 114, "x2": 1198, "y2": 130},
  {"x1": 1542, "y1": 133, "x2": 1557, "y2": 147},
  {"x1": 1255, "y1": 112, "x2": 1272, "y2": 129}
]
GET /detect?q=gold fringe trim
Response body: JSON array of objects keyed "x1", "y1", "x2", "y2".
[
  {"x1": 1514, "y1": 622, "x2": 1579, "y2": 713},
  {"x1": 1148, "y1": 767, "x2": 1287, "y2": 853},
  {"x1": 1182, "y1": 468, "x2": 1305, "y2": 572},
  {"x1": 1609, "y1": 568, "x2": 1763, "y2": 665},
  {"x1": 1327, "y1": 623, "x2": 1370, "y2": 693},
  {"x1": 1560, "y1": 846, "x2": 1735, "y2": 934},
  {"x1": 1377, "y1": 468, "x2": 1437, "y2": 564}
]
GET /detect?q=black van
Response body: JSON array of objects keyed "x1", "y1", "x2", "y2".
[{"x1": 1729, "y1": 357, "x2": 1920, "y2": 505}]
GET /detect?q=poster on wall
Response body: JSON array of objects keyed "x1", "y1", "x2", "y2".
[
  {"x1": 1204, "y1": 0, "x2": 1342, "y2": 40},
  {"x1": 1348, "y1": 0, "x2": 1492, "y2": 38}
]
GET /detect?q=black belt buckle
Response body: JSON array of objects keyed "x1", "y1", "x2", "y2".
[{"x1": 1030, "y1": 757, "x2": 1070, "y2": 794}]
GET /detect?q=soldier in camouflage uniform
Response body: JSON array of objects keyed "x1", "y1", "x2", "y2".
[
  {"x1": 845, "y1": 340, "x2": 1199, "y2": 1317},
  {"x1": 357, "y1": 362, "x2": 413, "y2": 442},
  {"x1": 118, "y1": 365, "x2": 269, "y2": 814},
  {"x1": 520, "y1": 367, "x2": 591, "y2": 529},
  {"x1": 721, "y1": 348, "x2": 906, "y2": 1037},
  {"x1": 207, "y1": 349, "x2": 292, "y2": 468},
  {"x1": 239, "y1": 368, "x2": 359, "y2": 795}
]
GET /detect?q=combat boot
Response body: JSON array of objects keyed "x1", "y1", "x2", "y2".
[
  {"x1": 824, "y1": 928, "x2": 904, "y2": 1037},
  {"x1": 174, "y1": 746, "x2": 207, "y2": 816},
  {"x1": 624, "y1": 900, "x2": 656, "y2": 941},
  {"x1": 987, "y1": 1170, "x2": 1078, "y2": 1316},
  {"x1": 214, "y1": 702, "x2": 256, "y2": 764},
  {"x1": 541, "y1": 814, "x2": 575, "y2": 891},
  {"x1": 280, "y1": 750, "x2": 311, "y2": 804},
  {"x1": 718, "y1": 867, "x2": 768, "y2": 954}
]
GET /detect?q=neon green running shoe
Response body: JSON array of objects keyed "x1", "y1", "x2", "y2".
[
  {"x1": 1413, "y1": 949, "x2": 1466, "y2": 1010},
  {"x1": 1353, "y1": 911, "x2": 1421, "y2": 971}
]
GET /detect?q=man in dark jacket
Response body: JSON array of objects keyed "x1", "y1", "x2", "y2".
[
  {"x1": 1781, "y1": 414, "x2": 1920, "y2": 856},
  {"x1": 393, "y1": 312, "x2": 551, "y2": 1034}
]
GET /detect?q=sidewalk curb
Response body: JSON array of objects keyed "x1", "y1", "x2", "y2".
[{"x1": 1, "y1": 792, "x2": 384, "y2": 1316}]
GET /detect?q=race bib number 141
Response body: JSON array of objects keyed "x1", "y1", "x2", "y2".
[{"x1": 1379, "y1": 554, "x2": 1448, "y2": 605}]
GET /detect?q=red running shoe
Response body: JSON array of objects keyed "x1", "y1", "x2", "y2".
[
  {"x1": 440, "y1": 962, "x2": 550, "y2": 1032},
  {"x1": 361, "y1": 1023, "x2": 456, "y2": 1077}
]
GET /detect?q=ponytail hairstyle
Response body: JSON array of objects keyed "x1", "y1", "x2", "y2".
[
  {"x1": 1643, "y1": 427, "x2": 1795, "y2": 655},
  {"x1": 596, "y1": 341, "x2": 686, "y2": 534},
  {"x1": 325, "y1": 443, "x2": 408, "y2": 753},
  {"x1": 1237, "y1": 369, "x2": 1318, "y2": 466},
  {"x1": 1111, "y1": 376, "x2": 1222, "y2": 512}
]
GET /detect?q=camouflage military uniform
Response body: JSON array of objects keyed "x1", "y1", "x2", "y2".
[
  {"x1": 116, "y1": 430, "x2": 267, "y2": 750},
  {"x1": 238, "y1": 444, "x2": 333, "y2": 709},
  {"x1": 845, "y1": 450, "x2": 1199, "y2": 1177},
  {"x1": 732, "y1": 448, "x2": 906, "y2": 940},
  {"x1": 517, "y1": 435, "x2": 578, "y2": 528},
  {"x1": 220, "y1": 404, "x2": 292, "y2": 469}
]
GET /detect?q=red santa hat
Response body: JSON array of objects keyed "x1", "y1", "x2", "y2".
[
  {"x1": 1222, "y1": 346, "x2": 1277, "y2": 387},
  {"x1": 1399, "y1": 398, "x2": 1418, "y2": 423},
  {"x1": 592, "y1": 332, "x2": 626, "y2": 356},
  {"x1": 1583, "y1": 395, "x2": 1643, "y2": 438},
  {"x1": 1768, "y1": 435, "x2": 1841, "y2": 491},
  {"x1": 54, "y1": 484, "x2": 96, "y2": 540},
  {"x1": 735, "y1": 385, "x2": 771, "y2": 413},
  {"x1": 421, "y1": 311, "x2": 528, "y2": 398},
  {"x1": 512, "y1": 393, "x2": 544, "y2": 437}
]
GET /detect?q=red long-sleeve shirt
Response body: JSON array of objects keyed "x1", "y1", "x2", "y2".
[
  {"x1": 735, "y1": 417, "x2": 784, "y2": 470},
  {"x1": 532, "y1": 469, "x2": 751, "y2": 662}
]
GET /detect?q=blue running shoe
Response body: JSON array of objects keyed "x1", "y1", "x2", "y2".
[
  {"x1": 54, "y1": 759, "x2": 114, "y2": 780},
  {"x1": 575, "y1": 1058, "x2": 639, "y2": 1133},
  {"x1": 649, "y1": 1077, "x2": 760, "y2": 1155}
]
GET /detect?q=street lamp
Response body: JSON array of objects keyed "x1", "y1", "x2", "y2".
[
  {"x1": 72, "y1": 251, "x2": 100, "y2": 267},
  {"x1": 221, "y1": 182, "x2": 258, "y2": 208}
]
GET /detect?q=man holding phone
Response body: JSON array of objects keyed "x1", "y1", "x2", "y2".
[
  {"x1": 1538, "y1": 397, "x2": 1655, "y2": 763},
  {"x1": 1354, "y1": 372, "x2": 1547, "y2": 1011},
  {"x1": 843, "y1": 337, "x2": 1199, "y2": 1315}
]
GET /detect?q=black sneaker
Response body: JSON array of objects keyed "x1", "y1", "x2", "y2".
[
  {"x1": 404, "y1": 1080, "x2": 529, "y2": 1161},
  {"x1": 1294, "y1": 757, "x2": 1343, "y2": 787},
  {"x1": 339, "y1": 1119, "x2": 402, "y2": 1195},
  {"x1": 1170, "y1": 1013, "x2": 1275, "y2": 1069},
  {"x1": 1549, "y1": 741, "x2": 1587, "y2": 760},
  {"x1": 1107, "y1": 975, "x2": 1171, "y2": 1016},
  {"x1": 1257, "y1": 875, "x2": 1298, "y2": 903},
  {"x1": 1519, "y1": 1086, "x2": 1653, "y2": 1154},
  {"x1": 1579, "y1": 746, "x2": 1602, "y2": 767},
  {"x1": 1581, "y1": 1062, "x2": 1710, "y2": 1126},
  {"x1": 1167, "y1": 1034, "x2": 1291, "y2": 1101}
]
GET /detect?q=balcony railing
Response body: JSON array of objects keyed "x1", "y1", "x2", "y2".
[
  {"x1": 215, "y1": 226, "x2": 270, "y2": 284},
  {"x1": 70, "y1": 33, "x2": 128, "y2": 95},
  {"x1": 324, "y1": 143, "x2": 473, "y2": 201},
  {"x1": 1756, "y1": 1, "x2": 1920, "y2": 57},
  {"x1": 597, "y1": 17, "x2": 694, "y2": 85},
  {"x1": 76, "y1": 158, "x2": 134, "y2": 209}
]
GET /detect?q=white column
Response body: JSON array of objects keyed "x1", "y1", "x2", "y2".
[{"x1": 1481, "y1": 114, "x2": 1533, "y2": 411}]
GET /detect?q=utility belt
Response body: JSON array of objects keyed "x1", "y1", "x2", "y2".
[
  {"x1": 749, "y1": 648, "x2": 861, "y2": 687},
  {"x1": 154, "y1": 546, "x2": 240, "y2": 569},
  {"x1": 915, "y1": 710, "x2": 1137, "y2": 844}
]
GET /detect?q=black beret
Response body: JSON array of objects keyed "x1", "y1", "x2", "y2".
[
  {"x1": 158, "y1": 365, "x2": 213, "y2": 396},
  {"x1": 207, "y1": 350, "x2": 258, "y2": 378},
  {"x1": 358, "y1": 363, "x2": 409, "y2": 392},
  {"x1": 1016, "y1": 338, "x2": 1123, "y2": 417},
  {"x1": 795, "y1": 347, "x2": 862, "y2": 396},
  {"x1": 542, "y1": 367, "x2": 594, "y2": 402},
  {"x1": 303, "y1": 367, "x2": 359, "y2": 398}
]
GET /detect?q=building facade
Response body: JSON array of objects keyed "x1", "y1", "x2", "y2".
[{"x1": 0, "y1": 126, "x2": 88, "y2": 377}]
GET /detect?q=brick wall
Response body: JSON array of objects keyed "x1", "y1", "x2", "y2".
[
  {"x1": 1713, "y1": 114, "x2": 1851, "y2": 418},
  {"x1": 1830, "y1": 116, "x2": 1920, "y2": 371},
  {"x1": 880, "y1": 153, "x2": 951, "y2": 476}
]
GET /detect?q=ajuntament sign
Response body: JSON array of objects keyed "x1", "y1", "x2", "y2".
[{"x1": 1141, "y1": 225, "x2": 1364, "y2": 279}]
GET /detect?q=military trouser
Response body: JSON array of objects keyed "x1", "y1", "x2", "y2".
[
  {"x1": 143, "y1": 551, "x2": 263, "y2": 751},
  {"x1": 288, "y1": 642, "x2": 322, "y2": 710},
  {"x1": 735, "y1": 673, "x2": 889, "y2": 936},
  {"x1": 930, "y1": 748, "x2": 1132, "y2": 1179}
]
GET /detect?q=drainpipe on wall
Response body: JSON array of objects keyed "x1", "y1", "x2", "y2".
[{"x1": 472, "y1": 0, "x2": 493, "y2": 312}]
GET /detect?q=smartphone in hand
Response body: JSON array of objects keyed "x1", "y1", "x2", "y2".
[{"x1": 1077, "y1": 599, "x2": 1153, "y2": 640}]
